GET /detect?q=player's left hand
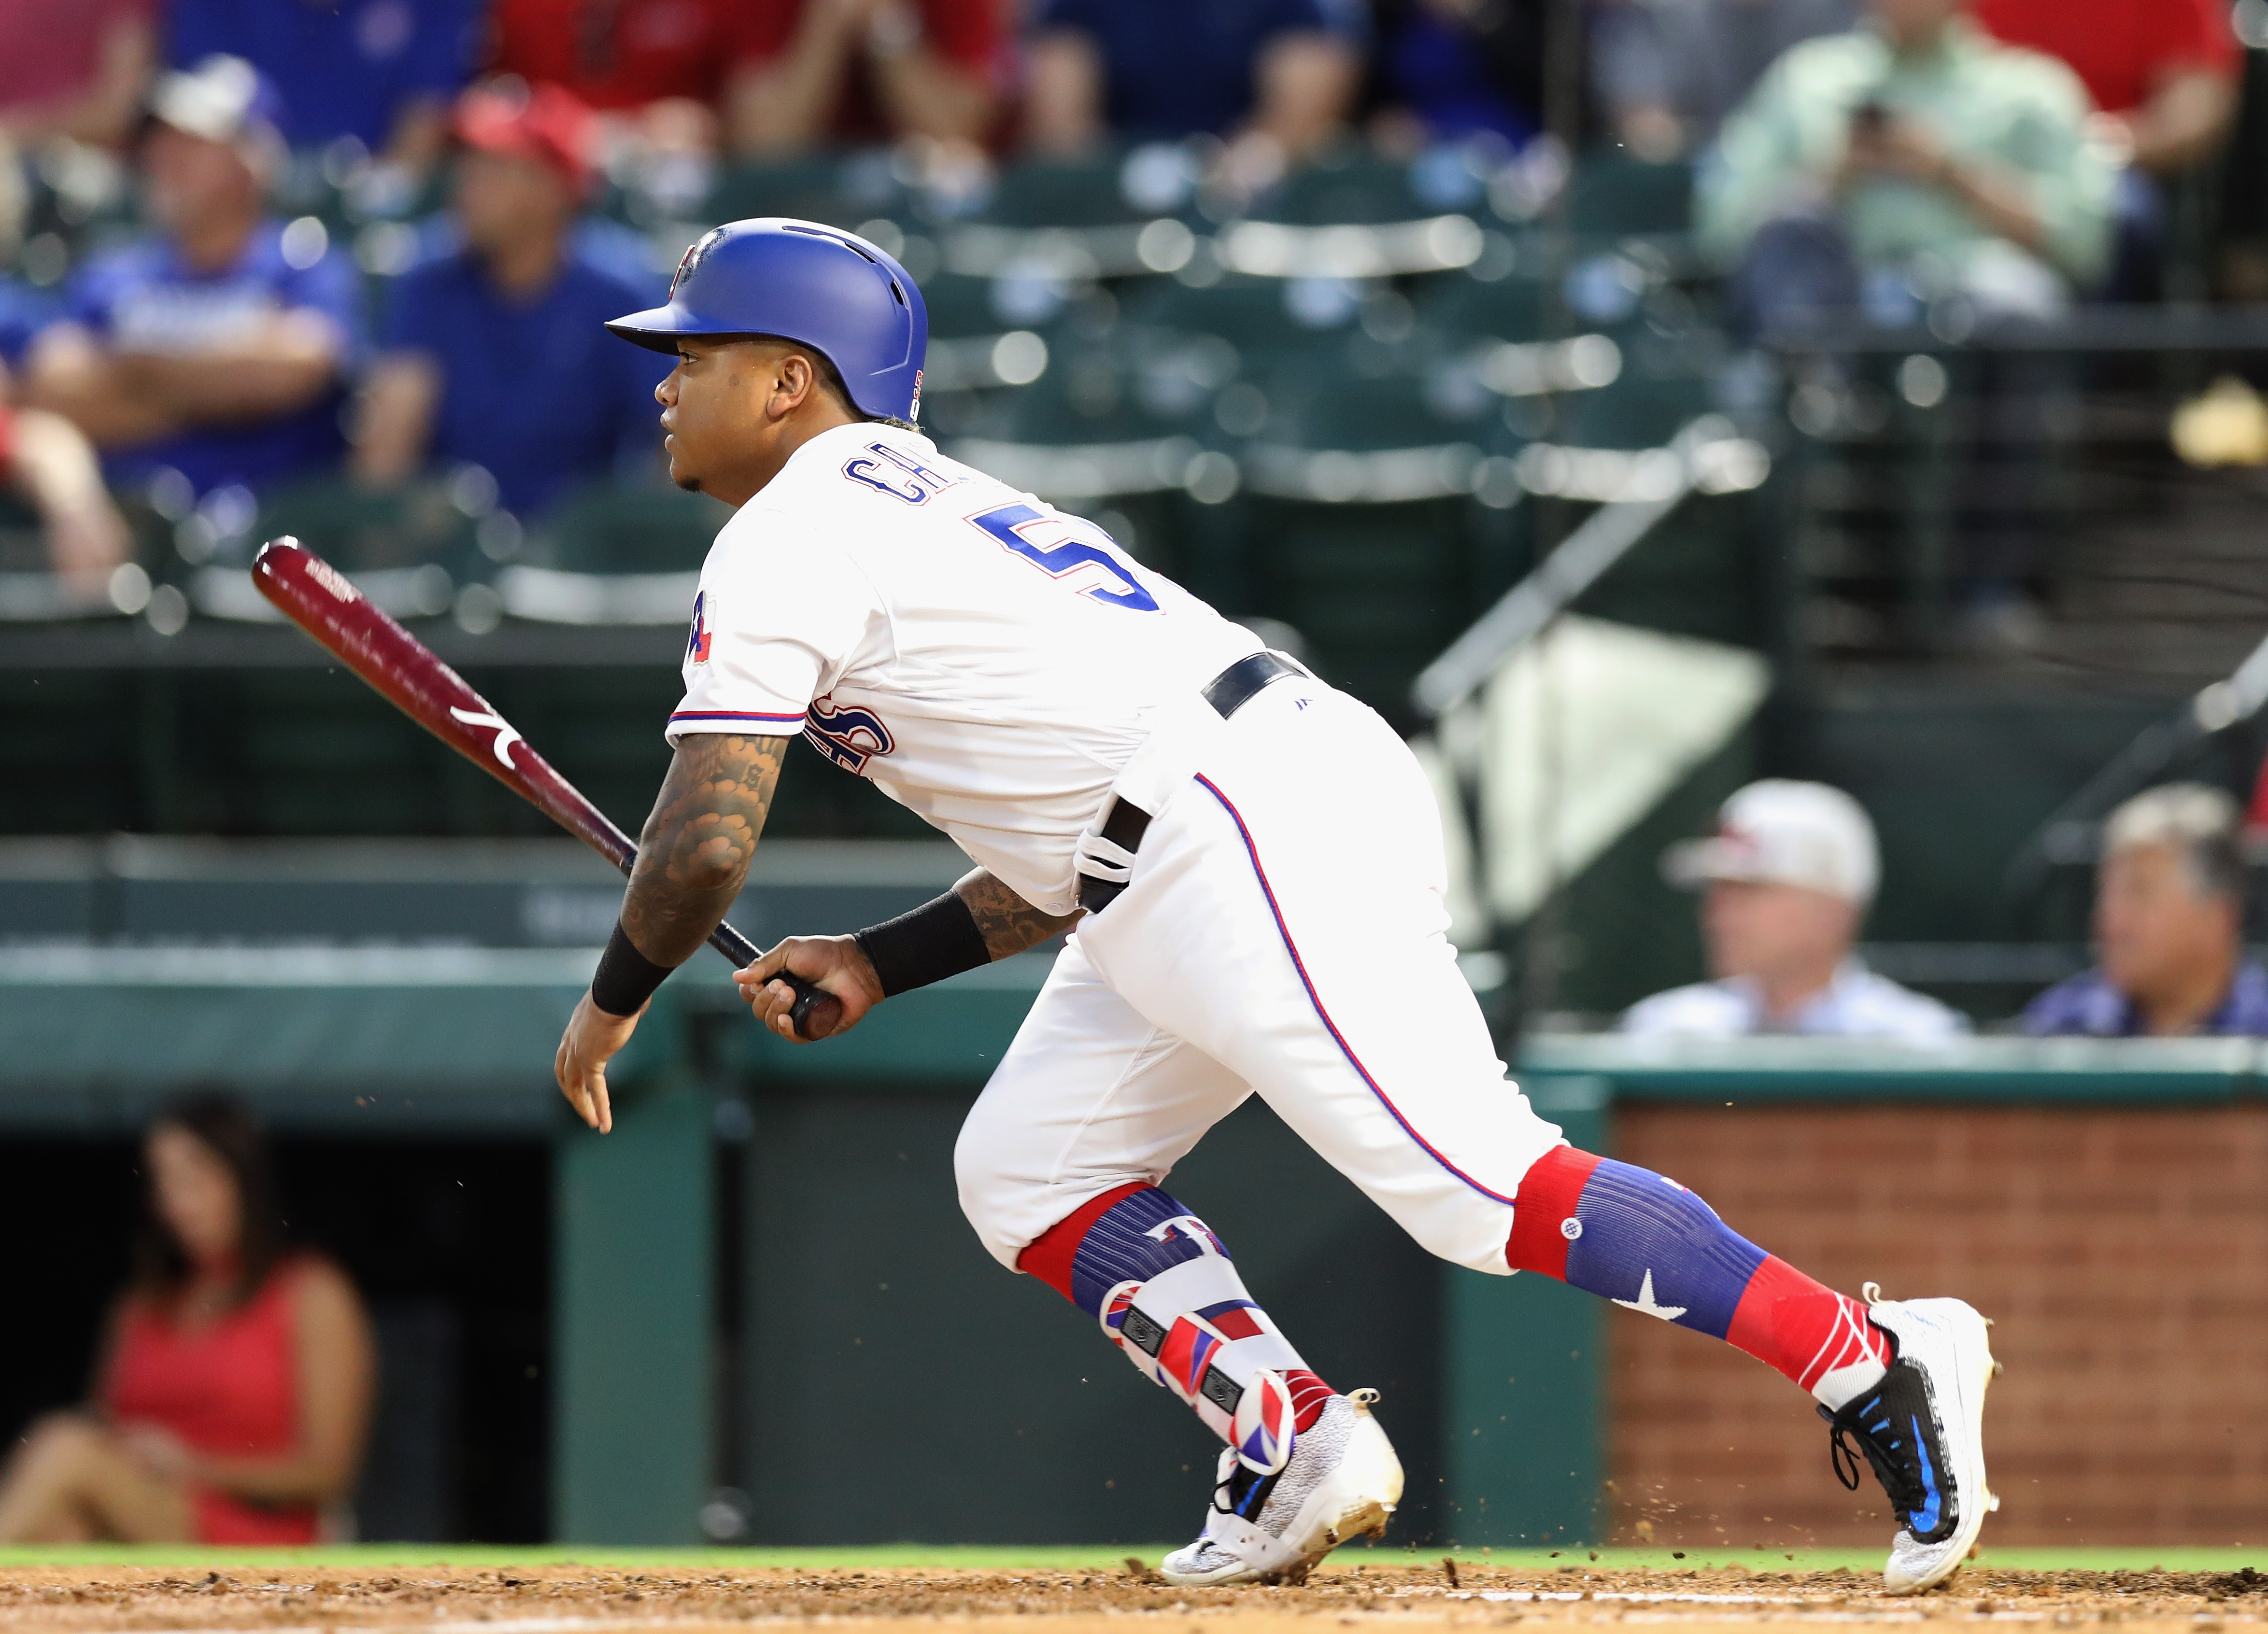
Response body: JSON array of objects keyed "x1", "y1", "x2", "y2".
[
  {"x1": 737, "y1": 934, "x2": 881, "y2": 1042},
  {"x1": 555, "y1": 993, "x2": 643, "y2": 1133}
]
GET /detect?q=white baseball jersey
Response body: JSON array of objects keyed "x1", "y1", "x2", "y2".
[
  {"x1": 675, "y1": 414, "x2": 1562, "y2": 1283},
  {"x1": 670, "y1": 420, "x2": 1261, "y2": 915}
]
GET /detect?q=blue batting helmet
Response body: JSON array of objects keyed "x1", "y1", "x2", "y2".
[{"x1": 606, "y1": 218, "x2": 929, "y2": 423}]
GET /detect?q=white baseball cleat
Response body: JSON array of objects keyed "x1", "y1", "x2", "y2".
[
  {"x1": 1158, "y1": 1389, "x2": 1403, "y2": 1587},
  {"x1": 1819, "y1": 1285, "x2": 2001, "y2": 1594}
]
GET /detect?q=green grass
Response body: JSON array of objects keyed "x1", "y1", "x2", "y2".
[
  {"x1": 0, "y1": 1545, "x2": 1182, "y2": 1571},
  {"x1": 0, "y1": 1544, "x2": 2261, "y2": 1574}
]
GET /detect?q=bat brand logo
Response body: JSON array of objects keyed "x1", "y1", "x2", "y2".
[
  {"x1": 305, "y1": 556, "x2": 360, "y2": 603},
  {"x1": 803, "y1": 698, "x2": 894, "y2": 774},
  {"x1": 448, "y1": 705, "x2": 523, "y2": 770}
]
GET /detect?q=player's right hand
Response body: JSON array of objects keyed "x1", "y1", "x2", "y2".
[
  {"x1": 555, "y1": 992, "x2": 641, "y2": 1133},
  {"x1": 737, "y1": 934, "x2": 882, "y2": 1042}
]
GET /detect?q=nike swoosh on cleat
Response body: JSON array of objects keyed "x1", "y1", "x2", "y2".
[{"x1": 1907, "y1": 1415, "x2": 1942, "y2": 1535}]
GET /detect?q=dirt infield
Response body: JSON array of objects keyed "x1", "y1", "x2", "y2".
[{"x1": 4, "y1": 1561, "x2": 2267, "y2": 1634}]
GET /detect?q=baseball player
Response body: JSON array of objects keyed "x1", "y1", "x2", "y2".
[{"x1": 553, "y1": 219, "x2": 1997, "y2": 1589}]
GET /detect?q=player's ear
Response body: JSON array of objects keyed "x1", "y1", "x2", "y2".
[{"x1": 776, "y1": 350, "x2": 816, "y2": 411}]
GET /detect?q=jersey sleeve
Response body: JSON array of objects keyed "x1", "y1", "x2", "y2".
[{"x1": 666, "y1": 528, "x2": 882, "y2": 743}]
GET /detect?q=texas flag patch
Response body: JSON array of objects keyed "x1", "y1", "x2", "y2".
[{"x1": 687, "y1": 590, "x2": 713, "y2": 664}]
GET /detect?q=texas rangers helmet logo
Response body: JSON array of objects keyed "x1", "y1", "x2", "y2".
[
  {"x1": 672, "y1": 228, "x2": 724, "y2": 297},
  {"x1": 804, "y1": 698, "x2": 895, "y2": 774},
  {"x1": 686, "y1": 591, "x2": 712, "y2": 664}
]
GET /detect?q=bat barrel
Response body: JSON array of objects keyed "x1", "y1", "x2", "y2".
[{"x1": 252, "y1": 537, "x2": 825, "y2": 1034}]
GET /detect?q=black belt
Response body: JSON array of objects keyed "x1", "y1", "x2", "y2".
[{"x1": 1076, "y1": 651, "x2": 1308, "y2": 916}]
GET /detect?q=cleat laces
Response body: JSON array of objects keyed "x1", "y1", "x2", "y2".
[
  {"x1": 1818, "y1": 1371, "x2": 1956, "y2": 1542},
  {"x1": 1210, "y1": 1449, "x2": 1281, "y2": 1522}
]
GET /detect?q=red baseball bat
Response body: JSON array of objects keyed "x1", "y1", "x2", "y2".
[{"x1": 252, "y1": 537, "x2": 833, "y2": 1037}]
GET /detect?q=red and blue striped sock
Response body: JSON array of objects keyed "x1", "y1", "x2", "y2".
[
  {"x1": 1506, "y1": 1147, "x2": 1890, "y2": 1409},
  {"x1": 1021, "y1": 1183, "x2": 1335, "y2": 1464}
]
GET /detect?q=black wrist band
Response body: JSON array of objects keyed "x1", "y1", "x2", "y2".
[
  {"x1": 590, "y1": 921, "x2": 673, "y2": 1017},
  {"x1": 853, "y1": 890, "x2": 990, "y2": 998}
]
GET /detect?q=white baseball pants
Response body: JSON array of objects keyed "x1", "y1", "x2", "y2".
[{"x1": 954, "y1": 680, "x2": 1564, "y2": 1277}]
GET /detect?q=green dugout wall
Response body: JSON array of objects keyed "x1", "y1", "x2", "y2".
[
  {"x1": 0, "y1": 928, "x2": 1587, "y2": 1547},
  {"x1": 5, "y1": 910, "x2": 2247, "y2": 1547}
]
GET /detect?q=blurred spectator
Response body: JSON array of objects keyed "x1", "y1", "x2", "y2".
[
  {"x1": 1697, "y1": 0, "x2": 2115, "y2": 324},
  {"x1": 728, "y1": 0, "x2": 1002, "y2": 155},
  {"x1": 0, "y1": 1094, "x2": 373, "y2": 1542},
  {"x1": 1025, "y1": 0, "x2": 1361, "y2": 188},
  {"x1": 1593, "y1": 0, "x2": 1860, "y2": 159},
  {"x1": 1973, "y1": 0, "x2": 2234, "y2": 179},
  {"x1": 0, "y1": 129, "x2": 53, "y2": 369},
  {"x1": 0, "y1": 140, "x2": 128, "y2": 593},
  {"x1": 2025, "y1": 784, "x2": 2268, "y2": 1037},
  {"x1": 1363, "y1": 0, "x2": 1551, "y2": 151},
  {"x1": 487, "y1": 0, "x2": 762, "y2": 154},
  {"x1": 1621, "y1": 779, "x2": 1968, "y2": 1038},
  {"x1": 22, "y1": 56, "x2": 362, "y2": 500},
  {"x1": 166, "y1": 0, "x2": 478, "y2": 177},
  {"x1": 1971, "y1": 0, "x2": 2237, "y2": 300},
  {"x1": 1698, "y1": 0, "x2": 2111, "y2": 643},
  {"x1": 0, "y1": 0, "x2": 156, "y2": 148},
  {"x1": 0, "y1": 394, "x2": 136, "y2": 593},
  {"x1": 354, "y1": 85, "x2": 670, "y2": 516}
]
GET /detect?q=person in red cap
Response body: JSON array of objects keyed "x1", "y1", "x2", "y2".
[{"x1": 353, "y1": 81, "x2": 672, "y2": 518}]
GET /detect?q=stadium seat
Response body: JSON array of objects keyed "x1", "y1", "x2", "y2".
[
  {"x1": 1562, "y1": 155, "x2": 1694, "y2": 238},
  {"x1": 1415, "y1": 265, "x2": 1551, "y2": 345},
  {"x1": 522, "y1": 481, "x2": 729, "y2": 576},
  {"x1": 980, "y1": 158, "x2": 1147, "y2": 229},
  {"x1": 1118, "y1": 274, "x2": 1361, "y2": 370},
  {"x1": 705, "y1": 156, "x2": 905, "y2": 233},
  {"x1": 1257, "y1": 151, "x2": 1432, "y2": 226},
  {"x1": 1227, "y1": 339, "x2": 1527, "y2": 723},
  {"x1": 256, "y1": 478, "x2": 482, "y2": 574},
  {"x1": 1553, "y1": 372, "x2": 1711, "y2": 451}
]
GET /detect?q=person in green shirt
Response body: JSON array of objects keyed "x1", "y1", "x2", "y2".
[
  {"x1": 1697, "y1": 0, "x2": 2114, "y2": 647},
  {"x1": 1697, "y1": 0, "x2": 2114, "y2": 333}
]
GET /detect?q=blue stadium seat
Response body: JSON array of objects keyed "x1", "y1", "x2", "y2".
[{"x1": 1563, "y1": 155, "x2": 1694, "y2": 238}]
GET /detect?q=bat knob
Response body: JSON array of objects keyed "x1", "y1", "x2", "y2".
[{"x1": 776, "y1": 972, "x2": 838, "y2": 1041}]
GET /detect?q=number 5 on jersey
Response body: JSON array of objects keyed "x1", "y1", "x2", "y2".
[{"x1": 969, "y1": 503, "x2": 1159, "y2": 612}]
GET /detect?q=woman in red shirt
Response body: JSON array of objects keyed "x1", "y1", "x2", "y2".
[{"x1": 0, "y1": 1096, "x2": 375, "y2": 1542}]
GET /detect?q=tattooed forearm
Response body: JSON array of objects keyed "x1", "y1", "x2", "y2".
[
  {"x1": 620, "y1": 733, "x2": 790, "y2": 966},
  {"x1": 952, "y1": 868, "x2": 1081, "y2": 961}
]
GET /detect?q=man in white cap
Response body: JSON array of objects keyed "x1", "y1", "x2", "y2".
[
  {"x1": 1622, "y1": 778, "x2": 1968, "y2": 1038},
  {"x1": 24, "y1": 55, "x2": 361, "y2": 500}
]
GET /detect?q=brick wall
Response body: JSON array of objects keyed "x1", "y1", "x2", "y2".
[{"x1": 1608, "y1": 1104, "x2": 2268, "y2": 1548}]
